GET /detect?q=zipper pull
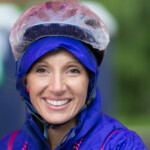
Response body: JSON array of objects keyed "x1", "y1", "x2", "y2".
[{"x1": 22, "y1": 141, "x2": 28, "y2": 150}]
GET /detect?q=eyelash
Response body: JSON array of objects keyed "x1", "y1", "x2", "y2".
[
  {"x1": 35, "y1": 67, "x2": 81, "y2": 74},
  {"x1": 36, "y1": 68, "x2": 47, "y2": 73},
  {"x1": 69, "y1": 68, "x2": 80, "y2": 74}
]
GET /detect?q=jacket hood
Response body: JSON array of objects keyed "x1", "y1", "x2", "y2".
[
  {"x1": 17, "y1": 36, "x2": 98, "y2": 103},
  {"x1": 16, "y1": 36, "x2": 99, "y2": 138}
]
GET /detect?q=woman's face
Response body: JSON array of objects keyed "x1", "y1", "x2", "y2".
[{"x1": 26, "y1": 49, "x2": 89, "y2": 124}]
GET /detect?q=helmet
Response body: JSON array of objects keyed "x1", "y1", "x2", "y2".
[{"x1": 9, "y1": 1, "x2": 109, "y2": 65}]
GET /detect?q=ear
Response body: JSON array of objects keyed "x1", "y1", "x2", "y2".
[
  {"x1": 22, "y1": 75, "x2": 28, "y2": 88},
  {"x1": 24, "y1": 76, "x2": 29, "y2": 92}
]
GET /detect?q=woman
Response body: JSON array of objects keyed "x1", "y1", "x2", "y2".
[{"x1": 0, "y1": 1, "x2": 147, "y2": 150}]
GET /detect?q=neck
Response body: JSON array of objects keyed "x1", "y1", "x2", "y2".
[{"x1": 46, "y1": 118, "x2": 76, "y2": 150}]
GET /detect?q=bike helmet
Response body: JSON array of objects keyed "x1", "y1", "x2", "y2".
[{"x1": 9, "y1": 1, "x2": 109, "y2": 66}]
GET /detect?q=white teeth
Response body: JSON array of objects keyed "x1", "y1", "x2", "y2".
[{"x1": 45, "y1": 99, "x2": 70, "y2": 106}]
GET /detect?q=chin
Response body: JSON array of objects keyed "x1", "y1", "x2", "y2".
[
  {"x1": 45, "y1": 116, "x2": 75, "y2": 126},
  {"x1": 49, "y1": 119, "x2": 70, "y2": 125}
]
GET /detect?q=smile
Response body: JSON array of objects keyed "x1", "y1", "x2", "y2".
[{"x1": 44, "y1": 99, "x2": 70, "y2": 106}]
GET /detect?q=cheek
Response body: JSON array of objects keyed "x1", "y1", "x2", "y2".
[
  {"x1": 70, "y1": 76, "x2": 89, "y2": 102},
  {"x1": 27, "y1": 75, "x2": 45, "y2": 100},
  {"x1": 80, "y1": 81, "x2": 89, "y2": 103},
  {"x1": 82, "y1": 76, "x2": 89, "y2": 102},
  {"x1": 27, "y1": 74, "x2": 46, "y2": 90}
]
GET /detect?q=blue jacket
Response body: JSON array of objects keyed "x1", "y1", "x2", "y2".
[{"x1": 0, "y1": 89, "x2": 147, "y2": 149}]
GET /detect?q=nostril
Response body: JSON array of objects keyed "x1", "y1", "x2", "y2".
[{"x1": 48, "y1": 79, "x2": 65, "y2": 95}]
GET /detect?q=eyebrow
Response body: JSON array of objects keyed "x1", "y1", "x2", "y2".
[
  {"x1": 34, "y1": 60, "x2": 49, "y2": 65},
  {"x1": 66, "y1": 61, "x2": 81, "y2": 64}
]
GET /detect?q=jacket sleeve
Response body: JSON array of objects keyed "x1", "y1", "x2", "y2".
[{"x1": 104, "y1": 129, "x2": 148, "y2": 150}]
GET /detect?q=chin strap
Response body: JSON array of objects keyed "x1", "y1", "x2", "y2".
[
  {"x1": 24, "y1": 99, "x2": 51, "y2": 138},
  {"x1": 43, "y1": 123, "x2": 51, "y2": 138}
]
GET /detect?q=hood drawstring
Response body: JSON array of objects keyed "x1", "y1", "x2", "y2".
[{"x1": 44, "y1": 123, "x2": 50, "y2": 139}]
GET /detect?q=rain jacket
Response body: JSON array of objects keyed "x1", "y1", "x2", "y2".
[{"x1": 0, "y1": 88, "x2": 147, "y2": 150}]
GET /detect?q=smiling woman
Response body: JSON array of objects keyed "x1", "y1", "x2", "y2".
[
  {"x1": 0, "y1": 1, "x2": 147, "y2": 150},
  {"x1": 27, "y1": 49, "x2": 89, "y2": 125}
]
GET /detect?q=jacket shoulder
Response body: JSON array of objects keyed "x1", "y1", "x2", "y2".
[
  {"x1": 104, "y1": 129, "x2": 148, "y2": 150},
  {"x1": 0, "y1": 131, "x2": 15, "y2": 149},
  {"x1": 0, "y1": 129, "x2": 38, "y2": 150}
]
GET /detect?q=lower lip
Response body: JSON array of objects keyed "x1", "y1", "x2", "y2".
[{"x1": 43, "y1": 99, "x2": 71, "y2": 111}]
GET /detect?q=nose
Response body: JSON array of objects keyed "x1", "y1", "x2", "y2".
[{"x1": 48, "y1": 73, "x2": 66, "y2": 95}]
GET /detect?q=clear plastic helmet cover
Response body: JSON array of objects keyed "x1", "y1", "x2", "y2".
[{"x1": 9, "y1": 1, "x2": 110, "y2": 64}]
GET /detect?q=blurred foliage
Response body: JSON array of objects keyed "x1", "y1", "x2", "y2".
[{"x1": 97, "y1": 0, "x2": 150, "y2": 117}]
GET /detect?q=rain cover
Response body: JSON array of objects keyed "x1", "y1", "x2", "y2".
[{"x1": 9, "y1": 1, "x2": 110, "y2": 61}]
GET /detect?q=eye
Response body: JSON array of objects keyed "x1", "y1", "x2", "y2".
[
  {"x1": 36, "y1": 68, "x2": 47, "y2": 73},
  {"x1": 69, "y1": 68, "x2": 80, "y2": 74}
]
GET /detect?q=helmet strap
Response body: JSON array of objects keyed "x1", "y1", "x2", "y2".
[{"x1": 24, "y1": 99, "x2": 51, "y2": 138}]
